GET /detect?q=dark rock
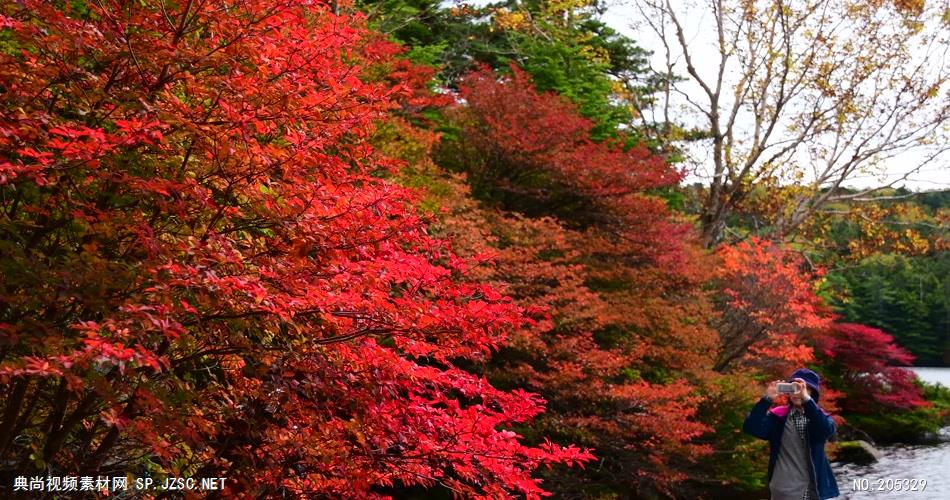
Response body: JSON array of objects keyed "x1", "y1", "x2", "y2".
[{"x1": 833, "y1": 440, "x2": 882, "y2": 465}]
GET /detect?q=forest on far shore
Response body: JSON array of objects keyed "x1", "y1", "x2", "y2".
[{"x1": 821, "y1": 188, "x2": 950, "y2": 367}]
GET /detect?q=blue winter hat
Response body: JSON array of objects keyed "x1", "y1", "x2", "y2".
[{"x1": 788, "y1": 368, "x2": 821, "y2": 401}]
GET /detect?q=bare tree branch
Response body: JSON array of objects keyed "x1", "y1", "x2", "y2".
[{"x1": 630, "y1": 0, "x2": 950, "y2": 245}]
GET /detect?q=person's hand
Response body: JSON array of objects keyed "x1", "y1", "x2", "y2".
[
  {"x1": 792, "y1": 379, "x2": 811, "y2": 401},
  {"x1": 764, "y1": 380, "x2": 781, "y2": 400}
]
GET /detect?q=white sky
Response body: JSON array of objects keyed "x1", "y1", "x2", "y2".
[
  {"x1": 450, "y1": 0, "x2": 950, "y2": 190},
  {"x1": 600, "y1": 1, "x2": 950, "y2": 191}
]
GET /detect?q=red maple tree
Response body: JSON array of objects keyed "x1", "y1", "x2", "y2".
[
  {"x1": 435, "y1": 65, "x2": 720, "y2": 495},
  {"x1": 445, "y1": 65, "x2": 689, "y2": 263},
  {"x1": 713, "y1": 238, "x2": 834, "y2": 374},
  {"x1": 0, "y1": 1, "x2": 590, "y2": 497},
  {"x1": 819, "y1": 323, "x2": 930, "y2": 413}
]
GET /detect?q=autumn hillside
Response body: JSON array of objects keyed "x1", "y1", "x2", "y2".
[{"x1": 0, "y1": 0, "x2": 948, "y2": 498}]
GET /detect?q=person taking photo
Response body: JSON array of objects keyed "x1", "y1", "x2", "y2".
[{"x1": 743, "y1": 368, "x2": 840, "y2": 500}]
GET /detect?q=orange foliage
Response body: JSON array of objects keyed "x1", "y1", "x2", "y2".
[
  {"x1": 713, "y1": 238, "x2": 835, "y2": 374},
  {"x1": 431, "y1": 65, "x2": 722, "y2": 492}
]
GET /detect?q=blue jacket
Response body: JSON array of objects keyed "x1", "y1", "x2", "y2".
[{"x1": 743, "y1": 397, "x2": 840, "y2": 499}]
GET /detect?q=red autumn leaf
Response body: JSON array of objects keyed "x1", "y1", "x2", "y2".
[{"x1": 0, "y1": 1, "x2": 589, "y2": 497}]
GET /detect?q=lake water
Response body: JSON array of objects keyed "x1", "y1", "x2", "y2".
[
  {"x1": 832, "y1": 367, "x2": 950, "y2": 500},
  {"x1": 910, "y1": 367, "x2": 950, "y2": 388}
]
